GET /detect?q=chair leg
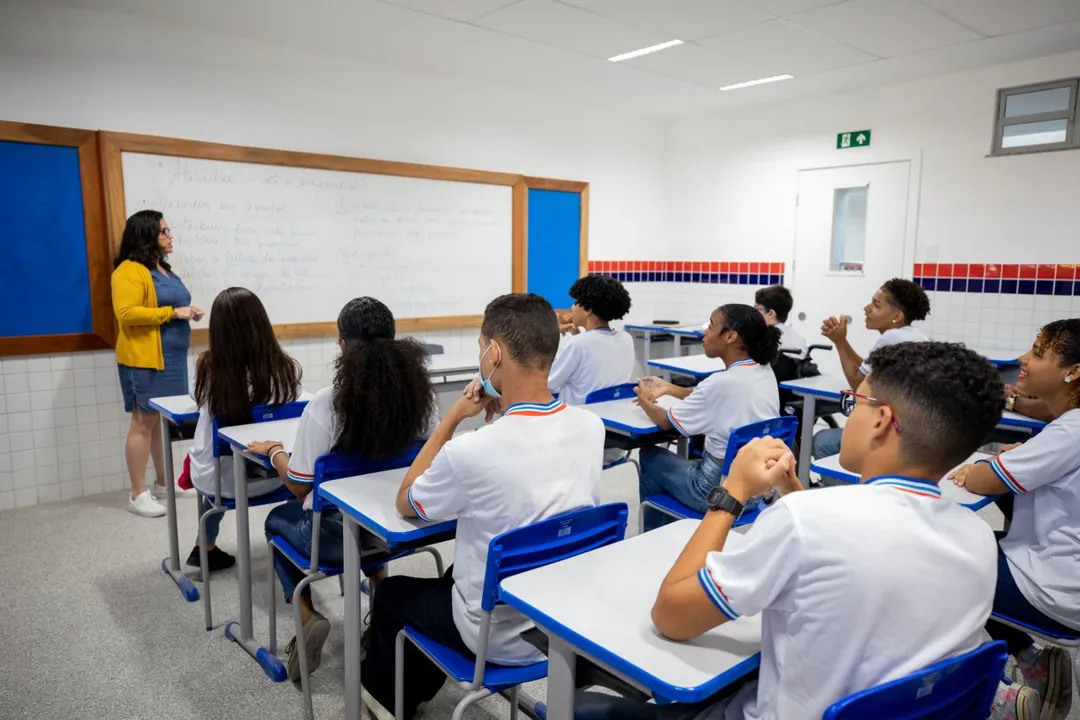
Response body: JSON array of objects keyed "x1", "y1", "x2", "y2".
[
  {"x1": 198, "y1": 506, "x2": 214, "y2": 631},
  {"x1": 268, "y1": 542, "x2": 278, "y2": 656},
  {"x1": 452, "y1": 689, "x2": 493, "y2": 720},
  {"x1": 394, "y1": 630, "x2": 406, "y2": 720},
  {"x1": 509, "y1": 685, "x2": 520, "y2": 720},
  {"x1": 411, "y1": 546, "x2": 445, "y2": 577},
  {"x1": 629, "y1": 458, "x2": 640, "y2": 481},
  {"x1": 293, "y1": 575, "x2": 318, "y2": 720},
  {"x1": 338, "y1": 574, "x2": 345, "y2": 597}
]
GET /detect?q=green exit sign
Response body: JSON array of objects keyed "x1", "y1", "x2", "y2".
[{"x1": 837, "y1": 129, "x2": 871, "y2": 149}]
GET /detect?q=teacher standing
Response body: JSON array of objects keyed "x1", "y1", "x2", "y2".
[{"x1": 112, "y1": 210, "x2": 204, "y2": 517}]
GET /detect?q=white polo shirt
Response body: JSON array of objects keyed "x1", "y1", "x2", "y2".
[
  {"x1": 989, "y1": 408, "x2": 1080, "y2": 631},
  {"x1": 775, "y1": 323, "x2": 807, "y2": 359},
  {"x1": 547, "y1": 327, "x2": 636, "y2": 406},
  {"x1": 697, "y1": 477, "x2": 997, "y2": 720},
  {"x1": 666, "y1": 360, "x2": 779, "y2": 461},
  {"x1": 858, "y1": 325, "x2": 928, "y2": 376},
  {"x1": 407, "y1": 399, "x2": 605, "y2": 665},
  {"x1": 286, "y1": 387, "x2": 338, "y2": 511},
  {"x1": 188, "y1": 405, "x2": 284, "y2": 500}
]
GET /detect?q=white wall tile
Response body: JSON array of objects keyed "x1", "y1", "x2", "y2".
[
  {"x1": 3, "y1": 374, "x2": 29, "y2": 393},
  {"x1": 34, "y1": 448, "x2": 57, "y2": 467},
  {"x1": 100, "y1": 456, "x2": 123, "y2": 475},
  {"x1": 79, "y1": 441, "x2": 102, "y2": 461},
  {"x1": 75, "y1": 386, "x2": 98, "y2": 406},
  {"x1": 74, "y1": 368, "x2": 95, "y2": 387},
  {"x1": 81, "y1": 477, "x2": 104, "y2": 496},
  {"x1": 59, "y1": 463, "x2": 81, "y2": 483},
  {"x1": 30, "y1": 391, "x2": 53, "y2": 412},
  {"x1": 57, "y1": 445, "x2": 80, "y2": 464},
  {"x1": 80, "y1": 458, "x2": 103, "y2": 478},
  {"x1": 0, "y1": 491, "x2": 14, "y2": 512},
  {"x1": 56, "y1": 426, "x2": 80, "y2": 446},
  {"x1": 94, "y1": 368, "x2": 115, "y2": 387},
  {"x1": 13, "y1": 469, "x2": 36, "y2": 490},
  {"x1": 93, "y1": 352, "x2": 115, "y2": 368},
  {"x1": 72, "y1": 354, "x2": 94, "y2": 370},
  {"x1": 32, "y1": 429, "x2": 56, "y2": 449},
  {"x1": 36, "y1": 484, "x2": 60, "y2": 504},
  {"x1": 2, "y1": 357, "x2": 28, "y2": 374},
  {"x1": 49, "y1": 355, "x2": 73, "y2": 372},
  {"x1": 9, "y1": 412, "x2": 32, "y2": 433},
  {"x1": 101, "y1": 474, "x2": 125, "y2": 492},
  {"x1": 53, "y1": 389, "x2": 76, "y2": 409},
  {"x1": 9, "y1": 432, "x2": 33, "y2": 453},
  {"x1": 31, "y1": 411, "x2": 55, "y2": 430},
  {"x1": 7, "y1": 393, "x2": 30, "y2": 413},
  {"x1": 60, "y1": 480, "x2": 82, "y2": 499},
  {"x1": 0, "y1": 472, "x2": 12, "y2": 493},
  {"x1": 14, "y1": 488, "x2": 37, "y2": 508},
  {"x1": 26, "y1": 357, "x2": 50, "y2": 372},
  {"x1": 76, "y1": 406, "x2": 98, "y2": 424},
  {"x1": 11, "y1": 450, "x2": 34, "y2": 471},
  {"x1": 35, "y1": 464, "x2": 59, "y2": 485},
  {"x1": 78, "y1": 423, "x2": 101, "y2": 442},
  {"x1": 0, "y1": 454, "x2": 10, "y2": 473}
]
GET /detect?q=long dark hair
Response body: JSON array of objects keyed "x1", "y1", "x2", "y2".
[
  {"x1": 332, "y1": 297, "x2": 435, "y2": 459},
  {"x1": 115, "y1": 209, "x2": 170, "y2": 271},
  {"x1": 193, "y1": 287, "x2": 302, "y2": 426},
  {"x1": 720, "y1": 303, "x2": 782, "y2": 365}
]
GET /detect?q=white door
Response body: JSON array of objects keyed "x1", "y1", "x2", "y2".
[{"x1": 790, "y1": 162, "x2": 912, "y2": 378}]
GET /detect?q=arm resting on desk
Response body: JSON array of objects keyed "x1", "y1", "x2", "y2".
[
  {"x1": 833, "y1": 337, "x2": 865, "y2": 391},
  {"x1": 395, "y1": 410, "x2": 464, "y2": 518}
]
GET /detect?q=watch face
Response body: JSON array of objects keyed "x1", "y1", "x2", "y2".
[{"x1": 706, "y1": 486, "x2": 727, "y2": 509}]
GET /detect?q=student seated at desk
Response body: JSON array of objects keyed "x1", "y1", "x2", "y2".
[
  {"x1": 812, "y1": 278, "x2": 930, "y2": 461},
  {"x1": 548, "y1": 274, "x2": 635, "y2": 404},
  {"x1": 247, "y1": 297, "x2": 437, "y2": 683},
  {"x1": 950, "y1": 319, "x2": 1080, "y2": 720},
  {"x1": 634, "y1": 304, "x2": 780, "y2": 531},
  {"x1": 186, "y1": 287, "x2": 301, "y2": 572},
  {"x1": 578, "y1": 342, "x2": 1013, "y2": 720},
  {"x1": 358, "y1": 293, "x2": 605, "y2": 720},
  {"x1": 753, "y1": 285, "x2": 806, "y2": 359}
]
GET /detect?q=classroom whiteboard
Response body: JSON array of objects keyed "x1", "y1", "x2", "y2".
[{"x1": 120, "y1": 153, "x2": 513, "y2": 324}]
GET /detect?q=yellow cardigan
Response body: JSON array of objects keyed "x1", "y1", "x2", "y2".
[{"x1": 111, "y1": 260, "x2": 176, "y2": 371}]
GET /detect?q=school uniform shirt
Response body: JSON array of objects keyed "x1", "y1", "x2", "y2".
[
  {"x1": 666, "y1": 360, "x2": 779, "y2": 461},
  {"x1": 775, "y1": 322, "x2": 807, "y2": 359},
  {"x1": 990, "y1": 408, "x2": 1080, "y2": 631},
  {"x1": 696, "y1": 477, "x2": 997, "y2": 720},
  {"x1": 858, "y1": 325, "x2": 928, "y2": 376},
  {"x1": 547, "y1": 327, "x2": 636, "y2": 406},
  {"x1": 188, "y1": 405, "x2": 283, "y2": 499},
  {"x1": 407, "y1": 399, "x2": 605, "y2": 665}
]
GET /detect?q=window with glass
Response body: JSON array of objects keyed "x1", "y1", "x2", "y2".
[
  {"x1": 830, "y1": 185, "x2": 868, "y2": 273},
  {"x1": 992, "y1": 79, "x2": 1078, "y2": 156}
]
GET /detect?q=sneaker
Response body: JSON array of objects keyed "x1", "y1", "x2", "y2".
[
  {"x1": 1017, "y1": 645, "x2": 1073, "y2": 720},
  {"x1": 185, "y1": 546, "x2": 236, "y2": 573},
  {"x1": 128, "y1": 489, "x2": 166, "y2": 518},
  {"x1": 285, "y1": 611, "x2": 331, "y2": 682},
  {"x1": 361, "y1": 688, "x2": 394, "y2": 720},
  {"x1": 992, "y1": 682, "x2": 1042, "y2": 720}
]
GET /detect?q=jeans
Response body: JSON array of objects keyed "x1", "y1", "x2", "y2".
[
  {"x1": 811, "y1": 427, "x2": 842, "y2": 460},
  {"x1": 361, "y1": 569, "x2": 471, "y2": 719},
  {"x1": 200, "y1": 496, "x2": 224, "y2": 544},
  {"x1": 264, "y1": 500, "x2": 385, "y2": 601},
  {"x1": 985, "y1": 532, "x2": 1076, "y2": 655},
  {"x1": 639, "y1": 447, "x2": 725, "y2": 532}
]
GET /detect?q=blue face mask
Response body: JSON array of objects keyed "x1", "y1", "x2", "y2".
[{"x1": 478, "y1": 341, "x2": 502, "y2": 399}]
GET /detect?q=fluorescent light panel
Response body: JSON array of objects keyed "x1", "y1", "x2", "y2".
[
  {"x1": 719, "y1": 74, "x2": 794, "y2": 91},
  {"x1": 608, "y1": 39, "x2": 683, "y2": 63}
]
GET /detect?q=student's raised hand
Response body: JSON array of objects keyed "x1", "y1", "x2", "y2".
[
  {"x1": 462, "y1": 377, "x2": 483, "y2": 402},
  {"x1": 450, "y1": 393, "x2": 498, "y2": 421},
  {"x1": 247, "y1": 440, "x2": 283, "y2": 456},
  {"x1": 635, "y1": 376, "x2": 673, "y2": 402},
  {"x1": 948, "y1": 463, "x2": 975, "y2": 488},
  {"x1": 725, "y1": 437, "x2": 796, "y2": 500},
  {"x1": 821, "y1": 315, "x2": 847, "y2": 342}
]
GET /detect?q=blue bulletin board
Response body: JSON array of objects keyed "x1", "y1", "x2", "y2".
[{"x1": 525, "y1": 186, "x2": 586, "y2": 309}]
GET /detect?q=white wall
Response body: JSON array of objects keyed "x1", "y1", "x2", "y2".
[
  {"x1": 0, "y1": 1, "x2": 669, "y2": 509},
  {"x1": 666, "y1": 50, "x2": 1080, "y2": 341}
]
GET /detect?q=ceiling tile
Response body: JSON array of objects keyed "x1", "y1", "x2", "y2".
[
  {"x1": 561, "y1": 0, "x2": 773, "y2": 41},
  {"x1": 377, "y1": 0, "x2": 520, "y2": 22},
  {"x1": 624, "y1": 41, "x2": 774, "y2": 88},
  {"x1": 699, "y1": 19, "x2": 876, "y2": 73},
  {"x1": 739, "y1": 0, "x2": 848, "y2": 17},
  {"x1": 922, "y1": 0, "x2": 1080, "y2": 37},
  {"x1": 789, "y1": 0, "x2": 985, "y2": 57},
  {"x1": 474, "y1": 0, "x2": 672, "y2": 58}
]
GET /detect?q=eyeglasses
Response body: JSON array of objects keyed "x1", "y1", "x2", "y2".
[
  {"x1": 839, "y1": 390, "x2": 902, "y2": 434},
  {"x1": 160, "y1": 228, "x2": 173, "y2": 239}
]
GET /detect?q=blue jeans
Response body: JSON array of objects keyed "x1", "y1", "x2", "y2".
[
  {"x1": 200, "y1": 496, "x2": 224, "y2": 544},
  {"x1": 986, "y1": 532, "x2": 1077, "y2": 655},
  {"x1": 264, "y1": 500, "x2": 386, "y2": 601},
  {"x1": 638, "y1": 447, "x2": 725, "y2": 532},
  {"x1": 811, "y1": 427, "x2": 842, "y2": 459}
]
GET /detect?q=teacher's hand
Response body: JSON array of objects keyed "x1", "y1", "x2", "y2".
[
  {"x1": 173, "y1": 307, "x2": 195, "y2": 320},
  {"x1": 190, "y1": 306, "x2": 205, "y2": 322}
]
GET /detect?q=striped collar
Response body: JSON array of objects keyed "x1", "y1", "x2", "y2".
[
  {"x1": 866, "y1": 475, "x2": 942, "y2": 499},
  {"x1": 503, "y1": 399, "x2": 568, "y2": 417},
  {"x1": 590, "y1": 327, "x2": 618, "y2": 335},
  {"x1": 727, "y1": 359, "x2": 757, "y2": 370}
]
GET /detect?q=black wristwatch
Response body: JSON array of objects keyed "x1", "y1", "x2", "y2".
[{"x1": 706, "y1": 486, "x2": 744, "y2": 518}]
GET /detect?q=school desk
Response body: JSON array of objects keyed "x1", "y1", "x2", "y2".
[
  {"x1": 582, "y1": 395, "x2": 687, "y2": 456},
  {"x1": 625, "y1": 323, "x2": 704, "y2": 363},
  {"x1": 811, "y1": 452, "x2": 999, "y2": 509},
  {"x1": 647, "y1": 354, "x2": 726, "y2": 381},
  {"x1": 778, "y1": 374, "x2": 848, "y2": 486}
]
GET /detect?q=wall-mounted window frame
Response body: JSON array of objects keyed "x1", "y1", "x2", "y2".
[{"x1": 991, "y1": 77, "x2": 1079, "y2": 157}]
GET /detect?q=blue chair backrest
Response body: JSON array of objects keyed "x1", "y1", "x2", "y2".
[
  {"x1": 308, "y1": 441, "x2": 424, "y2": 512},
  {"x1": 211, "y1": 400, "x2": 310, "y2": 459},
  {"x1": 482, "y1": 503, "x2": 628, "y2": 613},
  {"x1": 720, "y1": 415, "x2": 799, "y2": 476},
  {"x1": 585, "y1": 383, "x2": 638, "y2": 404},
  {"x1": 823, "y1": 641, "x2": 1007, "y2": 720}
]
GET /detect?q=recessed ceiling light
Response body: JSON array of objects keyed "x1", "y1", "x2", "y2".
[
  {"x1": 608, "y1": 39, "x2": 684, "y2": 63},
  {"x1": 719, "y1": 74, "x2": 794, "y2": 91}
]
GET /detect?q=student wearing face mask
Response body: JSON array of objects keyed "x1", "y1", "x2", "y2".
[{"x1": 812, "y1": 278, "x2": 930, "y2": 461}]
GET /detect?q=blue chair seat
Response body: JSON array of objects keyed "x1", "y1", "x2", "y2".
[
  {"x1": 404, "y1": 626, "x2": 548, "y2": 692},
  {"x1": 643, "y1": 493, "x2": 761, "y2": 527},
  {"x1": 269, "y1": 535, "x2": 344, "y2": 576}
]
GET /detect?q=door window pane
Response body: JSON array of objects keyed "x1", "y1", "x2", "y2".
[
  {"x1": 1004, "y1": 86, "x2": 1072, "y2": 117},
  {"x1": 1001, "y1": 119, "x2": 1069, "y2": 148},
  {"x1": 830, "y1": 186, "x2": 868, "y2": 273}
]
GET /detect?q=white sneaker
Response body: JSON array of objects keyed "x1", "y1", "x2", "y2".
[
  {"x1": 361, "y1": 688, "x2": 394, "y2": 720},
  {"x1": 128, "y1": 489, "x2": 167, "y2": 517}
]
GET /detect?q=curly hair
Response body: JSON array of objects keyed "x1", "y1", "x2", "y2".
[
  {"x1": 754, "y1": 285, "x2": 794, "y2": 323},
  {"x1": 115, "y1": 209, "x2": 170, "y2": 271},
  {"x1": 569, "y1": 275, "x2": 632, "y2": 322},
  {"x1": 1037, "y1": 318, "x2": 1080, "y2": 410},
  {"x1": 332, "y1": 297, "x2": 436, "y2": 459},
  {"x1": 880, "y1": 278, "x2": 930, "y2": 324},
  {"x1": 481, "y1": 293, "x2": 561, "y2": 370},
  {"x1": 719, "y1": 303, "x2": 781, "y2": 366},
  {"x1": 867, "y1": 341, "x2": 1003, "y2": 471},
  {"x1": 194, "y1": 287, "x2": 302, "y2": 426}
]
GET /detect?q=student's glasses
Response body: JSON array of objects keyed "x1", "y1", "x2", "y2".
[
  {"x1": 160, "y1": 227, "x2": 173, "y2": 238},
  {"x1": 839, "y1": 390, "x2": 902, "y2": 434}
]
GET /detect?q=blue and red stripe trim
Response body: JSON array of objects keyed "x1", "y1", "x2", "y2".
[
  {"x1": 698, "y1": 568, "x2": 740, "y2": 622},
  {"x1": 980, "y1": 457, "x2": 1027, "y2": 494},
  {"x1": 866, "y1": 475, "x2": 942, "y2": 499}
]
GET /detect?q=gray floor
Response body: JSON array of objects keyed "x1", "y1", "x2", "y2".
[{"x1": 0, "y1": 462, "x2": 1076, "y2": 720}]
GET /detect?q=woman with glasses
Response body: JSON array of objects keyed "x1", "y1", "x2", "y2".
[
  {"x1": 634, "y1": 304, "x2": 781, "y2": 532},
  {"x1": 111, "y1": 210, "x2": 204, "y2": 517}
]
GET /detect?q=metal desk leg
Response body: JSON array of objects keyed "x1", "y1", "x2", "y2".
[
  {"x1": 545, "y1": 635, "x2": 577, "y2": 720},
  {"x1": 160, "y1": 415, "x2": 197, "y2": 602},
  {"x1": 797, "y1": 395, "x2": 816, "y2": 487},
  {"x1": 343, "y1": 516, "x2": 363, "y2": 720},
  {"x1": 673, "y1": 335, "x2": 683, "y2": 357},
  {"x1": 642, "y1": 332, "x2": 652, "y2": 365}
]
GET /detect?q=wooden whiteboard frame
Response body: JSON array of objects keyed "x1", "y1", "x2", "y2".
[
  {"x1": 100, "y1": 131, "x2": 588, "y2": 341},
  {"x1": 0, "y1": 121, "x2": 113, "y2": 356}
]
